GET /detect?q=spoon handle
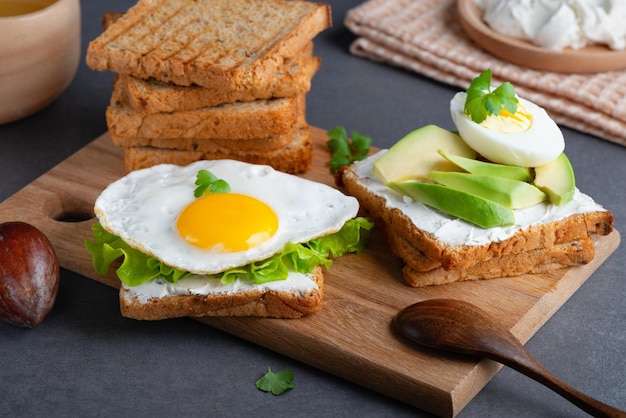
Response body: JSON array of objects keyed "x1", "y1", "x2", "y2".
[{"x1": 493, "y1": 344, "x2": 626, "y2": 418}]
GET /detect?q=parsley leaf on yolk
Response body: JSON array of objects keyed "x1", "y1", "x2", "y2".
[
  {"x1": 193, "y1": 169, "x2": 230, "y2": 197},
  {"x1": 464, "y1": 69, "x2": 518, "y2": 124}
]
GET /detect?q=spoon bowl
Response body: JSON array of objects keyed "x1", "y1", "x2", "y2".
[{"x1": 392, "y1": 298, "x2": 625, "y2": 418}]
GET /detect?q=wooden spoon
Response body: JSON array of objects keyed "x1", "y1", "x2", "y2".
[{"x1": 392, "y1": 298, "x2": 626, "y2": 418}]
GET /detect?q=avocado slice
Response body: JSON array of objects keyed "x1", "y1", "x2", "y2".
[
  {"x1": 428, "y1": 171, "x2": 546, "y2": 209},
  {"x1": 438, "y1": 150, "x2": 533, "y2": 182},
  {"x1": 389, "y1": 181, "x2": 515, "y2": 229},
  {"x1": 372, "y1": 125, "x2": 475, "y2": 184},
  {"x1": 533, "y1": 153, "x2": 575, "y2": 206}
]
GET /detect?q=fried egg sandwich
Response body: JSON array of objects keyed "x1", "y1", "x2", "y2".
[{"x1": 85, "y1": 159, "x2": 373, "y2": 319}]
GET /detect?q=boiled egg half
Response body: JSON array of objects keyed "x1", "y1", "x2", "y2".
[{"x1": 450, "y1": 91, "x2": 564, "y2": 167}]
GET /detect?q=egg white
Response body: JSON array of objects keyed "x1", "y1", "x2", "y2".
[
  {"x1": 450, "y1": 92, "x2": 564, "y2": 167},
  {"x1": 94, "y1": 160, "x2": 360, "y2": 275}
]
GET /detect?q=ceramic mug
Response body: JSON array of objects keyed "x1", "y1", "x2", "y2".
[{"x1": 0, "y1": 0, "x2": 81, "y2": 124}]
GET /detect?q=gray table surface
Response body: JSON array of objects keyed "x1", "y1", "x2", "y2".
[{"x1": 1, "y1": 1, "x2": 624, "y2": 417}]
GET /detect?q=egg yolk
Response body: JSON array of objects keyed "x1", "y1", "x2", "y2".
[
  {"x1": 479, "y1": 102, "x2": 533, "y2": 134},
  {"x1": 176, "y1": 193, "x2": 278, "y2": 252}
]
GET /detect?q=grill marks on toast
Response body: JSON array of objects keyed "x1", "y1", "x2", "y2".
[
  {"x1": 109, "y1": 3, "x2": 225, "y2": 76},
  {"x1": 88, "y1": 0, "x2": 331, "y2": 88}
]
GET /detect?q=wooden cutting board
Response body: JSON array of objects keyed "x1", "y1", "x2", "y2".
[{"x1": 0, "y1": 127, "x2": 619, "y2": 417}]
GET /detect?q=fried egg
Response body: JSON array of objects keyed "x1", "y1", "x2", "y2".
[
  {"x1": 450, "y1": 92, "x2": 564, "y2": 167},
  {"x1": 94, "y1": 160, "x2": 359, "y2": 275}
]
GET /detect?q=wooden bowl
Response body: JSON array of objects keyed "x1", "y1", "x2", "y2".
[
  {"x1": 457, "y1": 0, "x2": 626, "y2": 73},
  {"x1": 0, "y1": 0, "x2": 81, "y2": 125}
]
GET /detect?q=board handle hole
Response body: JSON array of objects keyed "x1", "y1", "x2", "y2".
[{"x1": 45, "y1": 193, "x2": 95, "y2": 223}]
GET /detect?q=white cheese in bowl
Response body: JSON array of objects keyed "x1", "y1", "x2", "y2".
[{"x1": 474, "y1": 0, "x2": 626, "y2": 51}]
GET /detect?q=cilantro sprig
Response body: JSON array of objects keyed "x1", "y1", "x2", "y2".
[
  {"x1": 464, "y1": 69, "x2": 518, "y2": 124},
  {"x1": 194, "y1": 169, "x2": 230, "y2": 197},
  {"x1": 326, "y1": 126, "x2": 372, "y2": 173},
  {"x1": 256, "y1": 367, "x2": 294, "y2": 395}
]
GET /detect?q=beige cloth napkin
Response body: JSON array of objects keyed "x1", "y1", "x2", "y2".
[{"x1": 345, "y1": 0, "x2": 626, "y2": 147}]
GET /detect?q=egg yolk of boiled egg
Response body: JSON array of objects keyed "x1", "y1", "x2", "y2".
[
  {"x1": 450, "y1": 92, "x2": 564, "y2": 167},
  {"x1": 176, "y1": 193, "x2": 278, "y2": 252},
  {"x1": 481, "y1": 102, "x2": 532, "y2": 133}
]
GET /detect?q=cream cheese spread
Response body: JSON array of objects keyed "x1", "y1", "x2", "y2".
[
  {"x1": 354, "y1": 151, "x2": 607, "y2": 246},
  {"x1": 123, "y1": 270, "x2": 318, "y2": 303},
  {"x1": 474, "y1": 0, "x2": 626, "y2": 50}
]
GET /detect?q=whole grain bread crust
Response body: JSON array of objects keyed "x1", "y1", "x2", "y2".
[
  {"x1": 337, "y1": 163, "x2": 614, "y2": 273},
  {"x1": 124, "y1": 126, "x2": 313, "y2": 173},
  {"x1": 121, "y1": 47, "x2": 320, "y2": 113},
  {"x1": 385, "y1": 222, "x2": 599, "y2": 273},
  {"x1": 107, "y1": 78, "x2": 302, "y2": 140},
  {"x1": 110, "y1": 98, "x2": 308, "y2": 152},
  {"x1": 87, "y1": 0, "x2": 331, "y2": 89},
  {"x1": 119, "y1": 266, "x2": 324, "y2": 320},
  {"x1": 111, "y1": 126, "x2": 299, "y2": 153},
  {"x1": 401, "y1": 236, "x2": 595, "y2": 287}
]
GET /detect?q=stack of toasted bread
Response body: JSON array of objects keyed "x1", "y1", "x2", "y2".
[
  {"x1": 337, "y1": 156, "x2": 614, "y2": 287},
  {"x1": 86, "y1": 0, "x2": 332, "y2": 173}
]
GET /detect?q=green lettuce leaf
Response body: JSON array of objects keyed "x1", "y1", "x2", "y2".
[
  {"x1": 220, "y1": 253, "x2": 288, "y2": 285},
  {"x1": 84, "y1": 218, "x2": 374, "y2": 287},
  {"x1": 83, "y1": 223, "x2": 190, "y2": 287},
  {"x1": 308, "y1": 216, "x2": 374, "y2": 257}
]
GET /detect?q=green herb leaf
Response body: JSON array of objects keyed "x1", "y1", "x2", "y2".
[
  {"x1": 464, "y1": 69, "x2": 518, "y2": 124},
  {"x1": 326, "y1": 126, "x2": 373, "y2": 173},
  {"x1": 194, "y1": 169, "x2": 231, "y2": 197},
  {"x1": 256, "y1": 367, "x2": 294, "y2": 395}
]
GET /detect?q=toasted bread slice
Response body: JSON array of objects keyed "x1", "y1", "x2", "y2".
[
  {"x1": 121, "y1": 46, "x2": 320, "y2": 113},
  {"x1": 120, "y1": 266, "x2": 324, "y2": 320},
  {"x1": 338, "y1": 155, "x2": 613, "y2": 271},
  {"x1": 107, "y1": 77, "x2": 301, "y2": 140},
  {"x1": 110, "y1": 123, "x2": 302, "y2": 153},
  {"x1": 401, "y1": 237, "x2": 595, "y2": 287},
  {"x1": 336, "y1": 153, "x2": 614, "y2": 285},
  {"x1": 124, "y1": 126, "x2": 313, "y2": 173},
  {"x1": 387, "y1": 212, "x2": 606, "y2": 276},
  {"x1": 87, "y1": 0, "x2": 331, "y2": 89},
  {"x1": 109, "y1": 98, "x2": 308, "y2": 152}
]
